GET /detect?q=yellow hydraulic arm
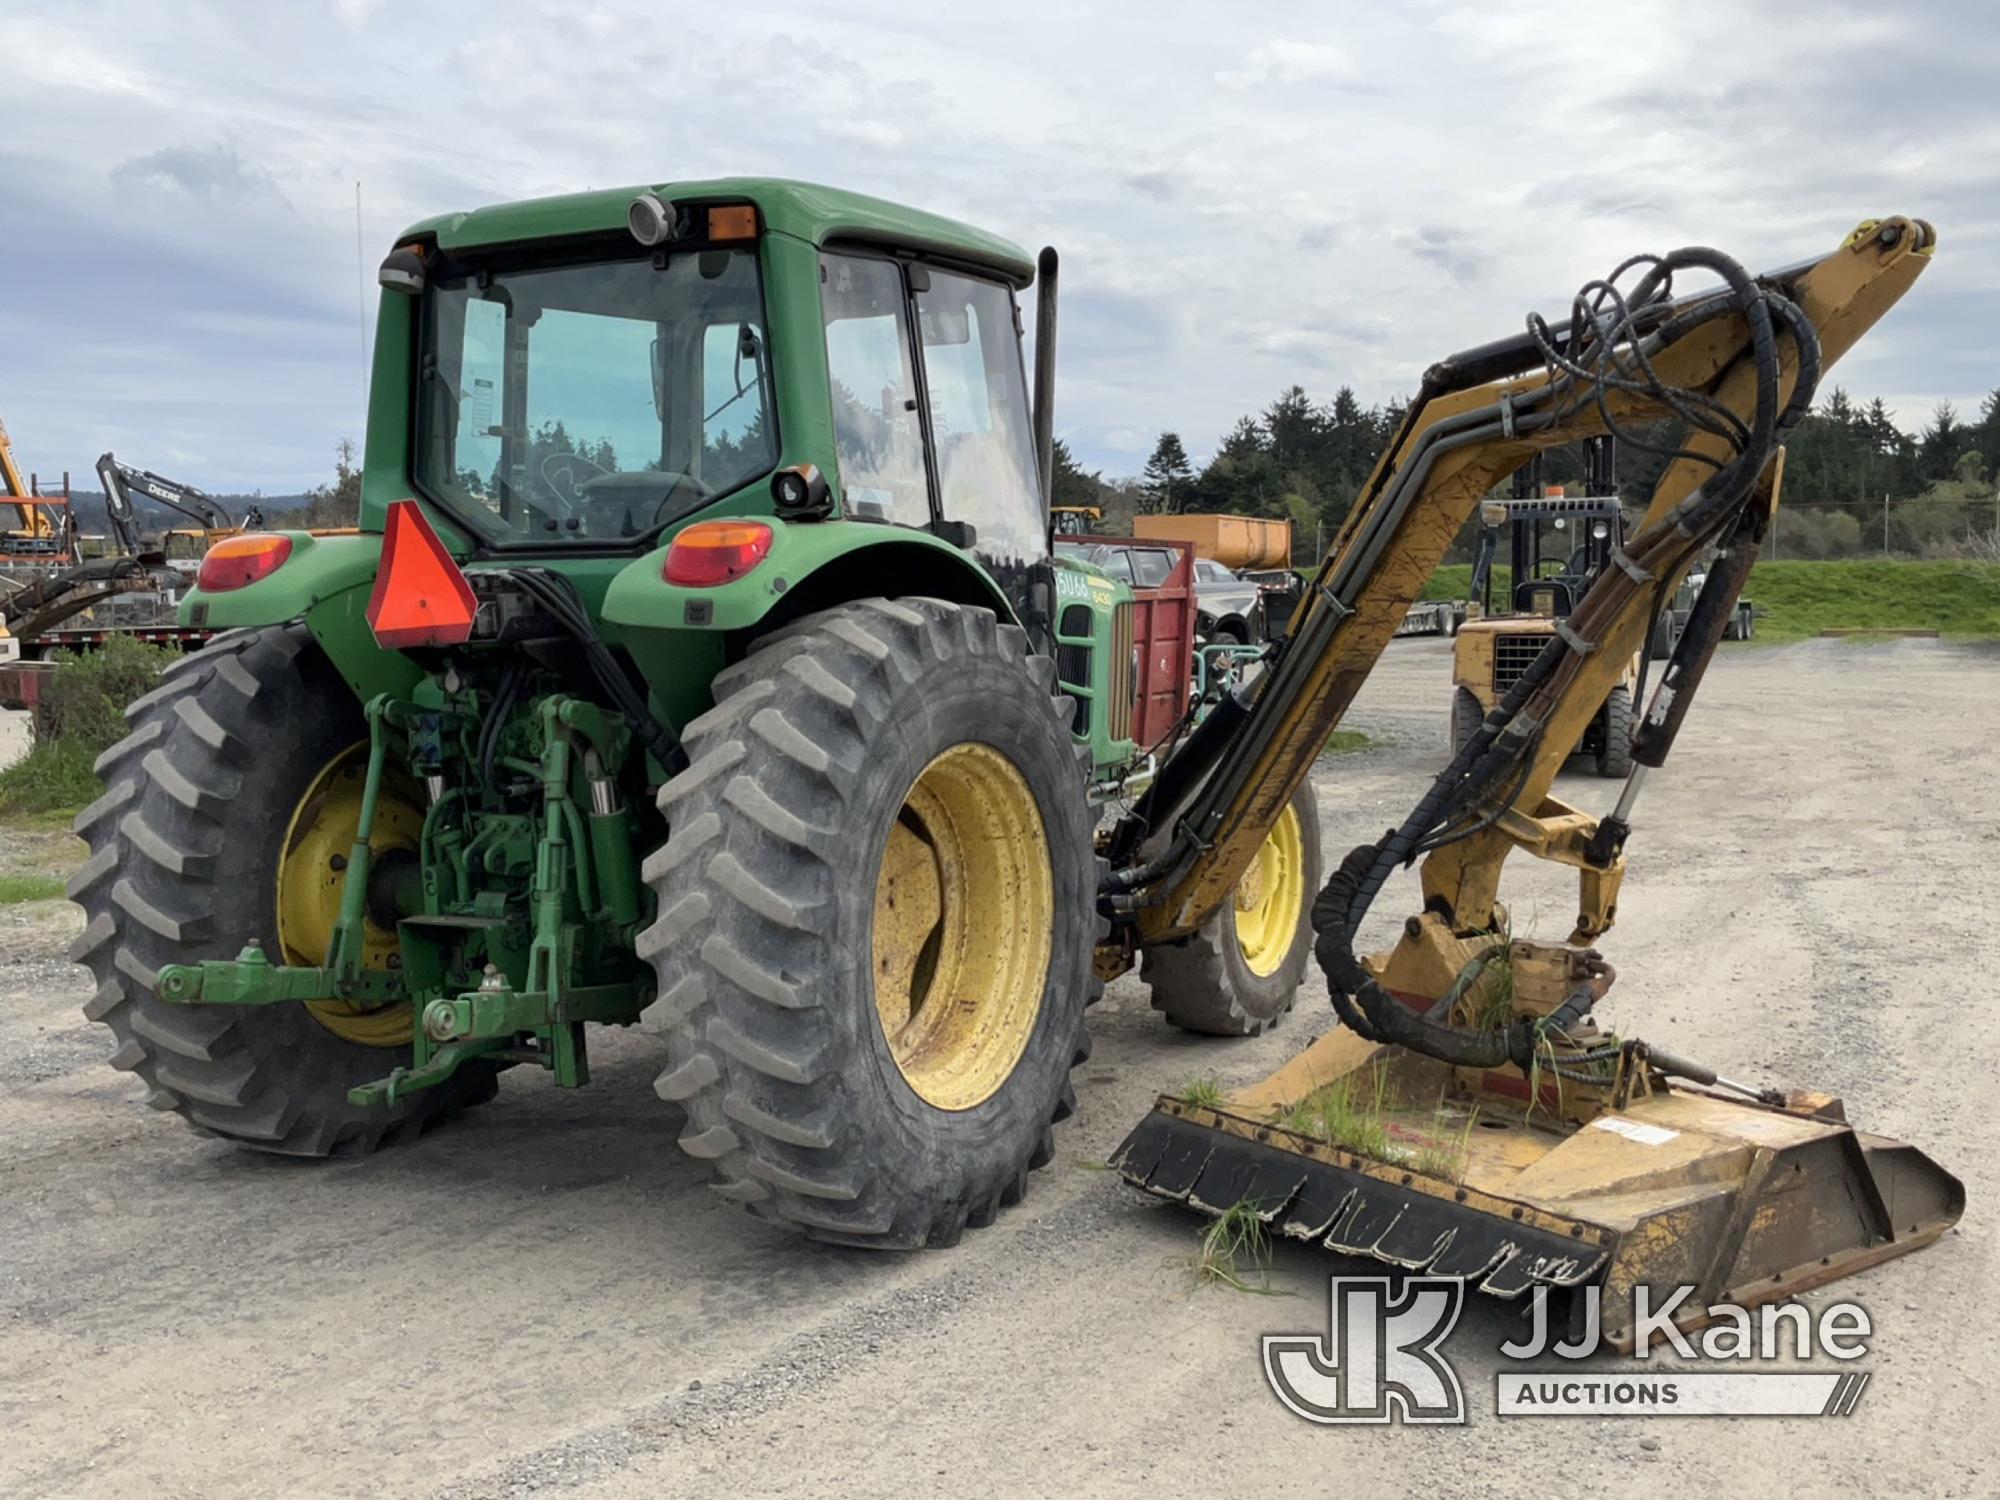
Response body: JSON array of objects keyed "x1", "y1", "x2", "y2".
[
  {"x1": 1107, "y1": 218, "x2": 1934, "y2": 951},
  {"x1": 1111, "y1": 220, "x2": 1961, "y2": 1333}
]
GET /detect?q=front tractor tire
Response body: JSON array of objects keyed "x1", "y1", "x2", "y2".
[
  {"x1": 643, "y1": 599, "x2": 1100, "y2": 1247},
  {"x1": 1140, "y1": 779, "x2": 1322, "y2": 1036},
  {"x1": 70, "y1": 625, "x2": 496, "y2": 1155}
]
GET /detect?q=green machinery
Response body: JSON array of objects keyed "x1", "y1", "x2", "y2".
[
  {"x1": 75, "y1": 182, "x2": 1955, "y2": 1321},
  {"x1": 73, "y1": 180, "x2": 1322, "y2": 1246}
]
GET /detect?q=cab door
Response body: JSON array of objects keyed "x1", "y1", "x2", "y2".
[{"x1": 820, "y1": 249, "x2": 1047, "y2": 620}]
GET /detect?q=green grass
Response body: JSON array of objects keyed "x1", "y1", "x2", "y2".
[
  {"x1": 1276, "y1": 1070, "x2": 1481, "y2": 1184},
  {"x1": 1736, "y1": 560, "x2": 2000, "y2": 641},
  {"x1": 1466, "y1": 933, "x2": 1516, "y2": 1030},
  {"x1": 0, "y1": 739, "x2": 101, "y2": 816},
  {"x1": 1279, "y1": 1066, "x2": 1391, "y2": 1160},
  {"x1": 1410, "y1": 1107, "x2": 1478, "y2": 1184},
  {"x1": 1179, "y1": 1076, "x2": 1225, "y2": 1109},
  {"x1": 1322, "y1": 729, "x2": 1371, "y2": 755},
  {"x1": 1188, "y1": 1199, "x2": 1285, "y2": 1295},
  {"x1": 1420, "y1": 559, "x2": 2000, "y2": 640},
  {"x1": 1420, "y1": 564, "x2": 1505, "y2": 603},
  {"x1": 0, "y1": 873, "x2": 67, "y2": 904}
]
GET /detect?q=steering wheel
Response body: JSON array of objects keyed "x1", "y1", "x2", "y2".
[{"x1": 538, "y1": 451, "x2": 615, "y2": 519}]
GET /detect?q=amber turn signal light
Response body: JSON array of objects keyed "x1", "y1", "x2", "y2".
[
  {"x1": 706, "y1": 205, "x2": 758, "y2": 241},
  {"x1": 196, "y1": 533, "x2": 293, "y2": 592},
  {"x1": 663, "y1": 520, "x2": 774, "y2": 587}
]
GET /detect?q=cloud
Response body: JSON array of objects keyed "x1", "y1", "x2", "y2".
[
  {"x1": 111, "y1": 143, "x2": 277, "y2": 201},
  {"x1": 0, "y1": 0, "x2": 1987, "y2": 490},
  {"x1": 1403, "y1": 226, "x2": 1489, "y2": 287},
  {"x1": 1216, "y1": 40, "x2": 1355, "y2": 89}
]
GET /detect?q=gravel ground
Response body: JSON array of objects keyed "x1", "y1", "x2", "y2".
[{"x1": 2, "y1": 639, "x2": 1995, "y2": 1498}]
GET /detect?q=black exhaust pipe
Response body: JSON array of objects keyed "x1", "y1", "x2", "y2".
[{"x1": 1032, "y1": 246, "x2": 1059, "y2": 512}]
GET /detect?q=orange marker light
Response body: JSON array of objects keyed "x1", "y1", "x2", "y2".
[
  {"x1": 366, "y1": 500, "x2": 478, "y2": 648},
  {"x1": 663, "y1": 520, "x2": 774, "y2": 587},
  {"x1": 197, "y1": 533, "x2": 293, "y2": 592},
  {"x1": 706, "y1": 205, "x2": 758, "y2": 242}
]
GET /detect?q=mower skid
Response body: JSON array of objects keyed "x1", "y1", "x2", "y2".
[{"x1": 1116, "y1": 1050, "x2": 1964, "y2": 1345}]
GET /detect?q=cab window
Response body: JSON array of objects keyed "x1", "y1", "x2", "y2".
[
  {"x1": 915, "y1": 269, "x2": 1044, "y2": 568},
  {"x1": 819, "y1": 252, "x2": 928, "y2": 528}
]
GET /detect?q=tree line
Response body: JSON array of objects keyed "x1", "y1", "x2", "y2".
[{"x1": 1054, "y1": 385, "x2": 2000, "y2": 563}]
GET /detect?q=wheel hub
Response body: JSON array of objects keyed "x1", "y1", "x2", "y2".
[
  {"x1": 276, "y1": 744, "x2": 425, "y2": 1047},
  {"x1": 871, "y1": 743, "x2": 1053, "y2": 1112},
  {"x1": 1233, "y1": 799, "x2": 1304, "y2": 978}
]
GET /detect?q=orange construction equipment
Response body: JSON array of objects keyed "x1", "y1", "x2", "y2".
[
  {"x1": 0, "y1": 419, "x2": 79, "y2": 566},
  {"x1": 1133, "y1": 513, "x2": 1291, "y2": 570}
]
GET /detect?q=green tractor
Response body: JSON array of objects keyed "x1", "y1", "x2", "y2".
[{"x1": 72, "y1": 179, "x2": 1321, "y2": 1246}]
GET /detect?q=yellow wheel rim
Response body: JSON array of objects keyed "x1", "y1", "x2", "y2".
[
  {"x1": 870, "y1": 743, "x2": 1053, "y2": 1112},
  {"x1": 276, "y1": 744, "x2": 425, "y2": 1048},
  {"x1": 1233, "y1": 800, "x2": 1304, "y2": 978}
]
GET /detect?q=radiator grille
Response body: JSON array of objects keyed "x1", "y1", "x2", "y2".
[
  {"x1": 1057, "y1": 604, "x2": 1093, "y2": 736},
  {"x1": 1107, "y1": 601, "x2": 1135, "y2": 743},
  {"x1": 1492, "y1": 632, "x2": 1553, "y2": 695}
]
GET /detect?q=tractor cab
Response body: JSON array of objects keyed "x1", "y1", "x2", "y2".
[{"x1": 1450, "y1": 438, "x2": 1639, "y2": 777}]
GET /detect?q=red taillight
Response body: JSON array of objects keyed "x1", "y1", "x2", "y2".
[
  {"x1": 366, "y1": 500, "x2": 478, "y2": 648},
  {"x1": 197, "y1": 533, "x2": 293, "y2": 592},
  {"x1": 663, "y1": 520, "x2": 774, "y2": 586}
]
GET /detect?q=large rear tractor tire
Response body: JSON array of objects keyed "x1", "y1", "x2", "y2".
[
  {"x1": 70, "y1": 624, "x2": 496, "y2": 1155},
  {"x1": 642, "y1": 599, "x2": 1100, "y2": 1247},
  {"x1": 1140, "y1": 779, "x2": 1322, "y2": 1036},
  {"x1": 1594, "y1": 683, "x2": 1635, "y2": 779}
]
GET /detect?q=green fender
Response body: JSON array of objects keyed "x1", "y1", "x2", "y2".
[
  {"x1": 602, "y1": 519, "x2": 1022, "y2": 729},
  {"x1": 178, "y1": 531, "x2": 422, "y2": 704},
  {"x1": 601, "y1": 518, "x2": 1016, "y2": 634}
]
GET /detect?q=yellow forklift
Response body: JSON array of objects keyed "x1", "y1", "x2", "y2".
[{"x1": 1450, "y1": 437, "x2": 1636, "y2": 776}]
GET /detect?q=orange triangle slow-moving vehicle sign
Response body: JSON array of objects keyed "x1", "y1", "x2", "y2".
[{"x1": 366, "y1": 500, "x2": 479, "y2": 649}]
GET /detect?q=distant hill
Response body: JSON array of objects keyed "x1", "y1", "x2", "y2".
[{"x1": 57, "y1": 490, "x2": 312, "y2": 534}]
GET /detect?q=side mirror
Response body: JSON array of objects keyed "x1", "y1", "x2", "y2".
[{"x1": 650, "y1": 336, "x2": 669, "y2": 423}]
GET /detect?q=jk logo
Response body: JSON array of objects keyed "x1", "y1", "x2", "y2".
[{"x1": 1263, "y1": 1276, "x2": 1467, "y2": 1424}]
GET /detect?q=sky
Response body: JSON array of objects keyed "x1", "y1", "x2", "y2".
[{"x1": 1, "y1": 0, "x2": 1995, "y2": 494}]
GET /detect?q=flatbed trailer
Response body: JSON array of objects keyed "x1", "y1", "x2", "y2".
[
  {"x1": 1394, "y1": 596, "x2": 1465, "y2": 637},
  {"x1": 17, "y1": 623, "x2": 211, "y2": 659}
]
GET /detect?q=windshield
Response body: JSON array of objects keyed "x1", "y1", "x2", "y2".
[{"x1": 415, "y1": 248, "x2": 776, "y2": 547}]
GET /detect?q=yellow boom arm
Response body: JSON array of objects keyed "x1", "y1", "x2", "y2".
[{"x1": 1118, "y1": 218, "x2": 1934, "y2": 948}]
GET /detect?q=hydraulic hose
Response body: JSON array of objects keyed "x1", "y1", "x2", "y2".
[
  {"x1": 502, "y1": 568, "x2": 691, "y2": 777},
  {"x1": 1310, "y1": 243, "x2": 1814, "y2": 1074}
]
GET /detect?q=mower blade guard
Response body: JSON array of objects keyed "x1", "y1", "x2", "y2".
[{"x1": 1114, "y1": 1040, "x2": 1963, "y2": 1349}]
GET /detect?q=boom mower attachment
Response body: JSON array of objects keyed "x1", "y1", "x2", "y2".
[{"x1": 1113, "y1": 217, "x2": 1963, "y2": 1337}]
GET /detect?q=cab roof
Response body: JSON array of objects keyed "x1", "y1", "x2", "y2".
[{"x1": 399, "y1": 176, "x2": 1036, "y2": 288}]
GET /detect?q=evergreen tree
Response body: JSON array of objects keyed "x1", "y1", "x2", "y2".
[
  {"x1": 300, "y1": 439, "x2": 362, "y2": 529},
  {"x1": 1920, "y1": 401, "x2": 1963, "y2": 482},
  {"x1": 1140, "y1": 432, "x2": 1195, "y2": 514},
  {"x1": 1049, "y1": 438, "x2": 1105, "y2": 509}
]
